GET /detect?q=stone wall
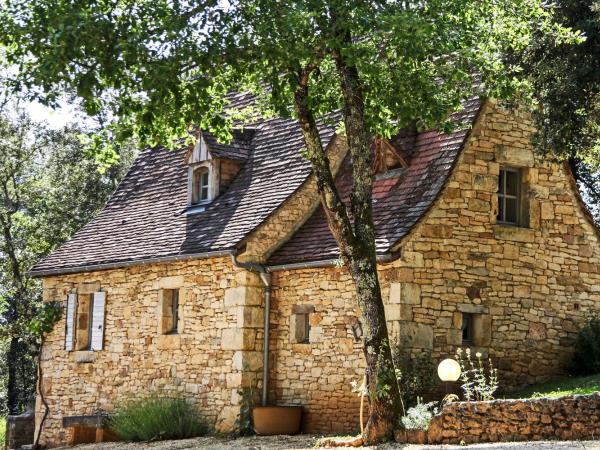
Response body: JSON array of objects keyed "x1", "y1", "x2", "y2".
[
  {"x1": 267, "y1": 101, "x2": 600, "y2": 433},
  {"x1": 427, "y1": 394, "x2": 600, "y2": 444},
  {"x1": 35, "y1": 257, "x2": 265, "y2": 447},
  {"x1": 242, "y1": 135, "x2": 348, "y2": 262},
  {"x1": 36, "y1": 101, "x2": 600, "y2": 443}
]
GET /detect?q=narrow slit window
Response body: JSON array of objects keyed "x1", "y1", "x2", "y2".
[
  {"x1": 160, "y1": 289, "x2": 180, "y2": 334},
  {"x1": 462, "y1": 313, "x2": 474, "y2": 344},
  {"x1": 497, "y1": 168, "x2": 521, "y2": 225},
  {"x1": 171, "y1": 289, "x2": 180, "y2": 334}
]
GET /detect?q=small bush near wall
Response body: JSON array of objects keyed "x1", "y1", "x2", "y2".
[
  {"x1": 109, "y1": 395, "x2": 207, "y2": 441},
  {"x1": 394, "y1": 347, "x2": 438, "y2": 408},
  {"x1": 571, "y1": 313, "x2": 600, "y2": 375}
]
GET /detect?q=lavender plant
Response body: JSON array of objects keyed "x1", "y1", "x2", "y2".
[{"x1": 455, "y1": 348, "x2": 499, "y2": 401}]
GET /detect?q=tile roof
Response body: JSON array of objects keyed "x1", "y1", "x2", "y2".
[
  {"x1": 30, "y1": 102, "x2": 336, "y2": 275},
  {"x1": 30, "y1": 94, "x2": 481, "y2": 275},
  {"x1": 202, "y1": 129, "x2": 255, "y2": 162},
  {"x1": 267, "y1": 97, "x2": 482, "y2": 266}
]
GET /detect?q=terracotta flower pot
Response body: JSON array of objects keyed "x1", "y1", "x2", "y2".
[{"x1": 252, "y1": 406, "x2": 303, "y2": 435}]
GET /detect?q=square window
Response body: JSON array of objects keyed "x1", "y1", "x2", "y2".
[{"x1": 497, "y1": 168, "x2": 521, "y2": 225}]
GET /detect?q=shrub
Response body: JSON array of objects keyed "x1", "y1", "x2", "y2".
[
  {"x1": 571, "y1": 313, "x2": 600, "y2": 375},
  {"x1": 393, "y1": 346, "x2": 437, "y2": 409},
  {"x1": 108, "y1": 395, "x2": 207, "y2": 441},
  {"x1": 400, "y1": 399, "x2": 437, "y2": 430}
]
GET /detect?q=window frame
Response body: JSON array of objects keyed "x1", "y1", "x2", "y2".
[{"x1": 497, "y1": 167, "x2": 522, "y2": 226}]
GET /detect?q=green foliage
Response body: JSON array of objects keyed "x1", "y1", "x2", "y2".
[
  {"x1": 108, "y1": 395, "x2": 207, "y2": 442},
  {"x1": 570, "y1": 313, "x2": 600, "y2": 376},
  {"x1": 0, "y1": 0, "x2": 574, "y2": 153},
  {"x1": 236, "y1": 385, "x2": 258, "y2": 436},
  {"x1": 0, "y1": 341, "x2": 6, "y2": 416},
  {"x1": 516, "y1": 0, "x2": 600, "y2": 164},
  {"x1": 27, "y1": 302, "x2": 61, "y2": 341},
  {"x1": 0, "y1": 109, "x2": 135, "y2": 414},
  {"x1": 506, "y1": 373, "x2": 600, "y2": 399},
  {"x1": 393, "y1": 347, "x2": 437, "y2": 409},
  {"x1": 400, "y1": 398, "x2": 437, "y2": 430}
]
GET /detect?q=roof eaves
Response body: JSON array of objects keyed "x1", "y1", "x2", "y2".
[{"x1": 27, "y1": 249, "x2": 236, "y2": 278}]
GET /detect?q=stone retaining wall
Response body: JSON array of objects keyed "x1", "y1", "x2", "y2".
[{"x1": 427, "y1": 393, "x2": 600, "y2": 444}]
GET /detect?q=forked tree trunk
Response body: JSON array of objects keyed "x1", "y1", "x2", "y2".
[{"x1": 293, "y1": 60, "x2": 402, "y2": 442}]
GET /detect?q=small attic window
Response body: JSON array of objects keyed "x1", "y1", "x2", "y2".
[
  {"x1": 373, "y1": 138, "x2": 407, "y2": 174},
  {"x1": 192, "y1": 167, "x2": 210, "y2": 205}
]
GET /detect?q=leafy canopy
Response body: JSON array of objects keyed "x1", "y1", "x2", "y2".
[
  {"x1": 519, "y1": 0, "x2": 600, "y2": 164},
  {"x1": 0, "y1": 0, "x2": 575, "y2": 151}
]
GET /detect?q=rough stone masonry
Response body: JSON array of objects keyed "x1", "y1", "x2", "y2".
[{"x1": 35, "y1": 101, "x2": 600, "y2": 445}]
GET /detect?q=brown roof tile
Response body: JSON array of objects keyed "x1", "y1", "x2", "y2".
[{"x1": 267, "y1": 97, "x2": 482, "y2": 265}]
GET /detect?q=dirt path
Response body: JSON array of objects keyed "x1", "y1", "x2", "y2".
[{"x1": 58, "y1": 435, "x2": 600, "y2": 449}]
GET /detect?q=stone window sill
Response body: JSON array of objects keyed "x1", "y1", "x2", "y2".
[
  {"x1": 73, "y1": 351, "x2": 96, "y2": 364},
  {"x1": 492, "y1": 224, "x2": 535, "y2": 243}
]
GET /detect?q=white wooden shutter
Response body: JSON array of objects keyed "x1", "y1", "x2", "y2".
[
  {"x1": 90, "y1": 291, "x2": 106, "y2": 351},
  {"x1": 65, "y1": 293, "x2": 76, "y2": 351}
]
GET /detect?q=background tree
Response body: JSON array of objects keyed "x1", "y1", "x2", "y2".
[
  {"x1": 0, "y1": 110, "x2": 135, "y2": 415},
  {"x1": 517, "y1": 0, "x2": 600, "y2": 220},
  {"x1": 0, "y1": 0, "x2": 569, "y2": 440}
]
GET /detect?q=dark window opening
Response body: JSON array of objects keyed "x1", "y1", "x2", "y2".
[
  {"x1": 462, "y1": 313, "x2": 474, "y2": 344},
  {"x1": 497, "y1": 168, "x2": 521, "y2": 225},
  {"x1": 170, "y1": 289, "x2": 179, "y2": 334}
]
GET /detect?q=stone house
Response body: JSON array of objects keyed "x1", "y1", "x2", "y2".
[{"x1": 30, "y1": 96, "x2": 600, "y2": 446}]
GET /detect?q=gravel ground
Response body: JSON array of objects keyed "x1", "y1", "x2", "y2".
[{"x1": 58, "y1": 435, "x2": 600, "y2": 450}]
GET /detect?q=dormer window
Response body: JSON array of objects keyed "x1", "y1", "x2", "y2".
[
  {"x1": 186, "y1": 130, "x2": 251, "y2": 212},
  {"x1": 192, "y1": 167, "x2": 210, "y2": 205}
]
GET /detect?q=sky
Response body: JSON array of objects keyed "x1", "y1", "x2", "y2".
[{"x1": 25, "y1": 101, "x2": 78, "y2": 129}]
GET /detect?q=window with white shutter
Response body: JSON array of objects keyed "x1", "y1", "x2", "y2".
[
  {"x1": 65, "y1": 293, "x2": 76, "y2": 351},
  {"x1": 90, "y1": 291, "x2": 106, "y2": 351}
]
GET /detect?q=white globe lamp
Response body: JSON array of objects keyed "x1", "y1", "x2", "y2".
[{"x1": 437, "y1": 358, "x2": 461, "y2": 382}]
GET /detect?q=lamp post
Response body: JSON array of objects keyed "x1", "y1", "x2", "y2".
[{"x1": 437, "y1": 358, "x2": 461, "y2": 398}]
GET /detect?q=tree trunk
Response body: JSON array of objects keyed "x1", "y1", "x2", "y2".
[
  {"x1": 335, "y1": 48, "x2": 402, "y2": 442},
  {"x1": 349, "y1": 258, "x2": 400, "y2": 442},
  {"x1": 293, "y1": 63, "x2": 402, "y2": 443}
]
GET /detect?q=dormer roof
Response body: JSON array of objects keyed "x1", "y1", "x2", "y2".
[{"x1": 202, "y1": 129, "x2": 255, "y2": 162}]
